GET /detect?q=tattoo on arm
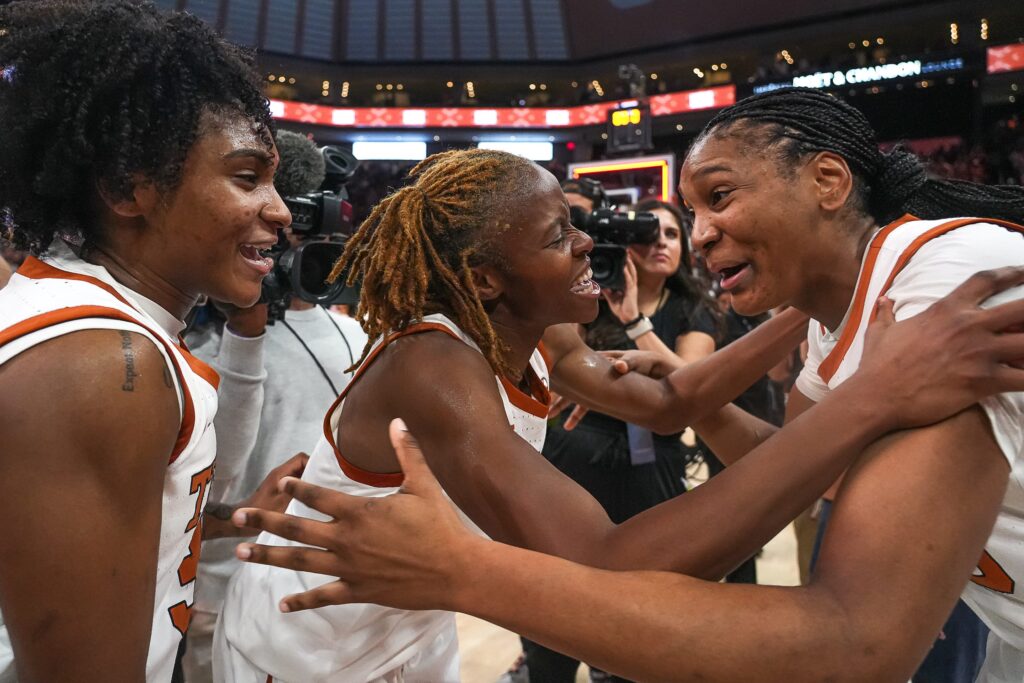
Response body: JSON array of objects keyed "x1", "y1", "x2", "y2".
[
  {"x1": 204, "y1": 502, "x2": 235, "y2": 521},
  {"x1": 119, "y1": 331, "x2": 138, "y2": 392}
]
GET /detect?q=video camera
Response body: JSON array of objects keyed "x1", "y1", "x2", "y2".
[
  {"x1": 262, "y1": 134, "x2": 361, "y2": 322},
  {"x1": 563, "y1": 177, "x2": 659, "y2": 291}
]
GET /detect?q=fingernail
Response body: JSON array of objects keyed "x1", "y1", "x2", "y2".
[
  {"x1": 395, "y1": 418, "x2": 408, "y2": 432},
  {"x1": 232, "y1": 510, "x2": 248, "y2": 526},
  {"x1": 236, "y1": 545, "x2": 252, "y2": 559},
  {"x1": 279, "y1": 601, "x2": 291, "y2": 613}
]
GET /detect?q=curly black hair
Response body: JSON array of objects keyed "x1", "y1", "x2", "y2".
[{"x1": 0, "y1": 0, "x2": 274, "y2": 254}]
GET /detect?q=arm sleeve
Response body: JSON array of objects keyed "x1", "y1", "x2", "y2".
[
  {"x1": 794, "y1": 321, "x2": 830, "y2": 403},
  {"x1": 888, "y1": 223, "x2": 1024, "y2": 466},
  {"x1": 197, "y1": 327, "x2": 269, "y2": 502}
]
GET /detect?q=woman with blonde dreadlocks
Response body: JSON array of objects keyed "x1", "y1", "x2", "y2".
[{"x1": 214, "y1": 148, "x2": 1023, "y2": 683}]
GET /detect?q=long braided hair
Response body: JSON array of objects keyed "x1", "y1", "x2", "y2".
[
  {"x1": 329, "y1": 148, "x2": 539, "y2": 376},
  {"x1": 694, "y1": 88, "x2": 1024, "y2": 226}
]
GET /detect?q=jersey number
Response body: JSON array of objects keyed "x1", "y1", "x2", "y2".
[
  {"x1": 971, "y1": 550, "x2": 1015, "y2": 595},
  {"x1": 168, "y1": 464, "x2": 215, "y2": 635}
]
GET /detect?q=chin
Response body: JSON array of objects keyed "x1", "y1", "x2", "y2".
[{"x1": 729, "y1": 291, "x2": 774, "y2": 317}]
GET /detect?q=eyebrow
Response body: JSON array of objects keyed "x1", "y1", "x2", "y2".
[
  {"x1": 224, "y1": 148, "x2": 277, "y2": 166},
  {"x1": 690, "y1": 163, "x2": 734, "y2": 179}
]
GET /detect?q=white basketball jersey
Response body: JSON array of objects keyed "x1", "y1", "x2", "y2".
[
  {"x1": 0, "y1": 242, "x2": 219, "y2": 682},
  {"x1": 217, "y1": 314, "x2": 551, "y2": 683},
  {"x1": 796, "y1": 216, "x2": 1024, "y2": 654}
]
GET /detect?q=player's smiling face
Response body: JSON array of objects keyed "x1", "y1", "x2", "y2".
[
  {"x1": 680, "y1": 132, "x2": 825, "y2": 316},
  {"x1": 480, "y1": 165, "x2": 600, "y2": 329}
]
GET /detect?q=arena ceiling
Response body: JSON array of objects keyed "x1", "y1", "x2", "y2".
[{"x1": 151, "y1": 0, "x2": 919, "y2": 64}]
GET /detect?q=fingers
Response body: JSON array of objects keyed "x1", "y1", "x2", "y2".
[
  {"x1": 982, "y1": 297, "x2": 1024, "y2": 332},
  {"x1": 279, "y1": 581, "x2": 356, "y2": 613},
  {"x1": 873, "y1": 297, "x2": 895, "y2": 326},
  {"x1": 610, "y1": 359, "x2": 630, "y2": 375},
  {"x1": 235, "y1": 541, "x2": 341, "y2": 577},
  {"x1": 275, "y1": 476, "x2": 364, "y2": 519},
  {"x1": 991, "y1": 333, "x2": 1024, "y2": 364},
  {"x1": 277, "y1": 452, "x2": 310, "y2": 477},
  {"x1": 948, "y1": 266, "x2": 1024, "y2": 305},
  {"x1": 563, "y1": 404, "x2": 589, "y2": 431},
  {"x1": 233, "y1": 506, "x2": 336, "y2": 548},
  {"x1": 390, "y1": 418, "x2": 443, "y2": 496}
]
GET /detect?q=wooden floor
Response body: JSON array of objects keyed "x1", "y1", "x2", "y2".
[{"x1": 456, "y1": 468, "x2": 802, "y2": 683}]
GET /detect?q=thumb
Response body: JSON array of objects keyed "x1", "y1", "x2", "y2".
[
  {"x1": 390, "y1": 418, "x2": 443, "y2": 497},
  {"x1": 873, "y1": 296, "x2": 895, "y2": 327}
]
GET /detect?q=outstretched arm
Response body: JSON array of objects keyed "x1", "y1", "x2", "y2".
[{"x1": 544, "y1": 306, "x2": 807, "y2": 434}]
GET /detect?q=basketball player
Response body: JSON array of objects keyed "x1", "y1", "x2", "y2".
[
  {"x1": 220, "y1": 138, "x2": 1024, "y2": 682},
  {"x1": 0, "y1": 2, "x2": 304, "y2": 680},
  {"x1": 232, "y1": 90, "x2": 1024, "y2": 682}
]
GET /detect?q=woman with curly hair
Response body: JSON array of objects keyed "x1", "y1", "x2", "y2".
[{"x1": 0, "y1": 2, "x2": 302, "y2": 680}]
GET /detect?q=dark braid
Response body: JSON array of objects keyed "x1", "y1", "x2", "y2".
[
  {"x1": 0, "y1": 0, "x2": 273, "y2": 254},
  {"x1": 696, "y1": 88, "x2": 1024, "y2": 225},
  {"x1": 329, "y1": 149, "x2": 539, "y2": 376}
]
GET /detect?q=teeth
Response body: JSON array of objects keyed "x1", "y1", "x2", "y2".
[{"x1": 573, "y1": 267, "x2": 593, "y2": 286}]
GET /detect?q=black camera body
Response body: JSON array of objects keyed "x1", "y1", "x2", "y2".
[
  {"x1": 566, "y1": 179, "x2": 660, "y2": 291},
  {"x1": 262, "y1": 146, "x2": 360, "y2": 321}
]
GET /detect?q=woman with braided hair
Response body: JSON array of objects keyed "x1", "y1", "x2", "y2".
[
  {"x1": 227, "y1": 89, "x2": 1024, "y2": 682},
  {"x1": 223, "y1": 130, "x2": 1024, "y2": 681}
]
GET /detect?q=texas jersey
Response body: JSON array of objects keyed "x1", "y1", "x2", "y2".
[
  {"x1": 795, "y1": 216, "x2": 1024, "y2": 657},
  {"x1": 216, "y1": 314, "x2": 551, "y2": 683},
  {"x1": 0, "y1": 241, "x2": 219, "y2": 682}
]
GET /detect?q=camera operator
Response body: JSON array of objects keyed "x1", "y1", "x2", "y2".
[
  {"x1": 180, "y1": 131, "x2": 367, "y2": 683},
  {"x1": 513, "y1": 193, "x2": 719, "y2": 683}
]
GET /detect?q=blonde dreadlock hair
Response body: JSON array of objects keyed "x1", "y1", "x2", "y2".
[{"x1": 330, "y1": 148, "x2": 539, "y2": 376}]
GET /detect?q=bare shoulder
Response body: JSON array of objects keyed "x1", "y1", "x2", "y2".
[{"x1": 0, "y1": 328, "x2": 181, "y2": 471}]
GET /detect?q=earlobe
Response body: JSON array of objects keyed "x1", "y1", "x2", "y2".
[
  {"x1": 470, "y1": 266, "x2": 504, "y2": 303},
  {"x1": 814, "y1": 152, "x2": 854, "y2": 212},
  {"x1": 97, "y1": 176, "x2": 158, "y2": 219}
]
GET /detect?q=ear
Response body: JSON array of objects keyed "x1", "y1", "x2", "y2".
[
  {"x1": 470, "y1": 263, "x2": 505, "y2": 303},
  {"x1": 808, "y1": 151, "x2": 855, "y2": 213},
  {"x1": 96, "y1": 175, "x2": 160, "y2": 219}
]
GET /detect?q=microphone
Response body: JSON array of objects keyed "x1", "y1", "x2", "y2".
[{"x1": 273, "y1": 130, "x2": 326, "y2": 197}]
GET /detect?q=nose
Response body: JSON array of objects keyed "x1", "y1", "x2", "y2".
[
  {"x1": 262, "y1": 187, "x2": 292, "y2": 232},
  {"x1": 690, "y1": 214, "x2": 718, "y2": 256},
  {"x1": 572, "y1": 228, "x2": 594, "y2": 257}
]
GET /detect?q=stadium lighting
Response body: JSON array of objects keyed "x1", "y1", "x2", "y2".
[
  {"x1": 478, "y1": 141, "x2": 554, "y2": 161},
  {"x1": 352, "y1": 141, "x2": 427, "y2": 161}
]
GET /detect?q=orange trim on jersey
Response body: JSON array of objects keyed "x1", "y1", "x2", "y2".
[
  {"x1": 16, "y1": 255, "x2": 220, "y2": 391},
  {"x1": 819, "y1": 216, "x2": 1024, "y2": 383},
  {"x1": 0, "y1": 305, "x2": 197, "y2": 465},
  {"x1": 499, "y1": 364, "x2": 551, "y2": 419},
  {"x1": 817, "y1": 214, "x2": 918, "y2": 383},
  {"x1": 323, "y1": 322, "x2": 460, "y2": 488}
]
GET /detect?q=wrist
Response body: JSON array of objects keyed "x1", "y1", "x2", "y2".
[
  {"x1": 444, "y1": 534, "x2": 494, "y2": 612},
  {"x1": 625, "y1": 315, "x2": 654, "y2": 341},
  {"x1": 830, "y1": 373, "x2": 900, "y2": 435}
]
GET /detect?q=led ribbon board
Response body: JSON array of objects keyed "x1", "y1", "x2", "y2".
[{"x1": 269, "y1": 86, "x2": 735, "y2": 129}]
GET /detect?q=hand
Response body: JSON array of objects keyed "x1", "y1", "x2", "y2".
[
  {"x1": 856, "y1": 267, "x2": 1024, "y2": 431},
  {"x1": 215, "y1": 301, "x2": 269, "y2": 338},
  {"x1": 232, "y1": 420, "x2": 476, "y2": 613},
  {"x1": 231, "y1": 452, "x2": 309, "y2": 536},
  {"x1": 600, "y1": 349, "x2": 682, "y2": 380},
  {"x1": 547, "y1": 392, "x2": 589, "y2": 431},
  {"x1": 602, "y1": 254, "x2": 640, "y2": 323}
]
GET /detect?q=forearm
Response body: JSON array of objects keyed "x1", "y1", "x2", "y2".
[
  {"x1": 596, "y1": 375, "x2": 892, "y2": 577},
  {"x1": 453, "y1": 539, "x2": 884, "y2": 683},
  {"x1": 691, "y1": 402, "x2": 779, "y2": 465}
]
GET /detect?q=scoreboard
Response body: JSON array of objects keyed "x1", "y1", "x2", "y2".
[{"x1": 606, "y1": 103, "x2": 652, "y2": 153}]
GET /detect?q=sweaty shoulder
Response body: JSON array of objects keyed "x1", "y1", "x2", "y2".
[
  {"x1": 889, "y1": 221, "x2": 1024, "y2": 319},
  {"x1": 0, "y1": 328, "x2": 181, "y2": 468}
]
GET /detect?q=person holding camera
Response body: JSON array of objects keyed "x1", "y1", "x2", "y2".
[
  {"x1": 514, "y1": 196, "x2": 719, "y2": 683},
  {"x1": 181, "y1": 132, "x2": 367, "y2": 683}
]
